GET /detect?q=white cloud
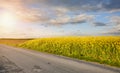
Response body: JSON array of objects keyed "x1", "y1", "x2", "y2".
[
  {"x1": 49, "y1": 14, "x2": 94, "y2": 25},
  {"x1": 52, "y1": 7, "x2": 69, "y2": 16},
  {"x1": 49, "y1": 16, "x2": 71, "y2": 25},
  {"x1": 103, "y1": 16, "x2": 120, "y2": 35},
  {"x1": 72, "y1": 14, "x2": 94, "y2": 23},
  {"x1": 110, "y1": 16, "x2": 120, "y2": 25}
]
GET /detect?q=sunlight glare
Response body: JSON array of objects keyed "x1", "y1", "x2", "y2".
[{"x1": 0, "y1": 12, "x2": 17, "y2": 30}]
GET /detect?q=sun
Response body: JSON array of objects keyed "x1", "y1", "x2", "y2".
[{"x1": 0, "y1": 12, "x2": 17, "y2": 29}]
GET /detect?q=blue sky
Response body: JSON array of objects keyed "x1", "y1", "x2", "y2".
[{"x1": 0, "y1": 0, "x2": 120, "y2": 38}]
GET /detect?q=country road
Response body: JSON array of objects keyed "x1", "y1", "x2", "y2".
[{"x1": 0, "y1": 45, "x2": 120, "y2": 73}]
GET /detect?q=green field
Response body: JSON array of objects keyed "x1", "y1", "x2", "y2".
[
  {"x1": 18, "y1": 36, "x2": 120, "y2": 67},
  {"x1": 0, "y1": 36, "x2": 120, "y2": 67}
]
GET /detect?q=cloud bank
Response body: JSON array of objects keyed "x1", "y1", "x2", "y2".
[{"x1": 0, "y1": 0, "x2": 120, "y2": 36}]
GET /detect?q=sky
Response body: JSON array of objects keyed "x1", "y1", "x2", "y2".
[{"x1": 0, "y1": 0, "x2": 120, "y2": 38}]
